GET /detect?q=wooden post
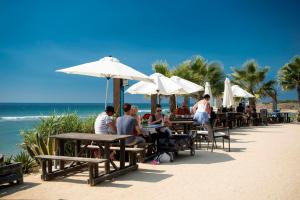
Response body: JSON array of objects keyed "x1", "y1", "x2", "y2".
[
  {"x1": 151, "y1": 94, "x2": 157, "y2": 114},
  {"x1": 113, "y1": 79, "x2": 124, "y2": 116}
]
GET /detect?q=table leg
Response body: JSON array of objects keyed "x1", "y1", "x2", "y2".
[
  {"x1": 104, "y1": 143, "x2": 110, "y2": 174},
  {"x1": 58, "y1": 140, "x2": 65, "y2": 170},
  {"x1": 74, "y1": 140, "x2": 81, "y2": 165},
  {"x1": 120, "y1": 139, "x2": 125, "y2": 169}
]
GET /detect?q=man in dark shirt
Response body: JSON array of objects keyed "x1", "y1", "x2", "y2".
[{"x1": 236, "y1": 103, "x2": 245, "y2": 113}]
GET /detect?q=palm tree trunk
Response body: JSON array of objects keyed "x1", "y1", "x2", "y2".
[{"x1": 169, "y1": 95, "x2": 176, "y2": 114}]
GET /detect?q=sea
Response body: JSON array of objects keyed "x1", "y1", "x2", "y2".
[{"x1": 0, "y1": 103, "x2": 169, "y2": 156}]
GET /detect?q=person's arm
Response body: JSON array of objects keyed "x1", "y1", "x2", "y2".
[
  {"x1": 192, "y1": 102, "x2": 198, "y2": 114},
  {"x1": 107, "y1": 122, "x2": 116, "y2": 133},
  {"x1": 206, "y1": 102, "x2": 211, "y2": 114},
  {"x1": 148, "y1": 115, "x2": 162, "y2": 125}
]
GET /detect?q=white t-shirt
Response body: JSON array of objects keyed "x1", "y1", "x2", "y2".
[{"x1": 94, "y1": 112, "x2": 113, "y2": 134}]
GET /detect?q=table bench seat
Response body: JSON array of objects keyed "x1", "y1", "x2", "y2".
[
  {"x1": 36, "y1": 155, "x2": 107, "y2": 163},
  {"x1": 36, "y1": 155, "x2": 108, "y2": 186}
]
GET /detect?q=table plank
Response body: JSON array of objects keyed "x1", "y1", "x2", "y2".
[{"x1": 50, "y1": 133, "x2": 132, "y2": 142}]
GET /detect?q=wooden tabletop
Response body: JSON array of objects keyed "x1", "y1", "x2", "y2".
[
  {"x1": 50, "y1": 133, "x2": 132, "y2": 142},
  {"x1": 170, "y1": 120, "x2": 194, "y2": 124}
]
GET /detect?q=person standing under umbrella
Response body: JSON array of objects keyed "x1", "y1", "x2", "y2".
[{"x1": 192, "y1": 94, "x2": 211, "y2": 125}]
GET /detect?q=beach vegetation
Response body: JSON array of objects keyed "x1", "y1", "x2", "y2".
[
  {"x1": 13, "y1": 151, "x2": 37, "y2": 174},
  {"x1": 20, "y1": 113, "x2": 97, "y2": 161}
]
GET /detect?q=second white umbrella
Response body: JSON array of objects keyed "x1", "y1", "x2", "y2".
[
  {"x1": 126, "y1": 73, "x2": 183, "y2": 95},
  {"x1": 170, "y1": 76, "x2": 204, "y2": 94}
]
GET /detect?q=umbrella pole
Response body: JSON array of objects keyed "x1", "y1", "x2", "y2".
[{"x1": 105, "y1": 77, "x2": 110, "y2": 108}]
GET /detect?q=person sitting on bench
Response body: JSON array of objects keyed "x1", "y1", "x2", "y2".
[
  {"x1": 94, "y1": 106, "x2": 116, "y2": 134},
  {"x1": 116, "y1": 103, "x2": 145, "y2": 145}
]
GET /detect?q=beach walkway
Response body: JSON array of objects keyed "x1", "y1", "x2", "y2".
[{"x1": 1, "y1": 124, "x2": 300, "y2": 200}]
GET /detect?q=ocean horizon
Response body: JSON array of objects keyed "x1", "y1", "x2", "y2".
[{"x1": 0, "y1": 102, "x2": 169, "y2": 155}]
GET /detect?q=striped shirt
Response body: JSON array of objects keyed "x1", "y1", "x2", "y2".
[{"x1": 94, "y1": 112, "x2": 113, "y2": 134}]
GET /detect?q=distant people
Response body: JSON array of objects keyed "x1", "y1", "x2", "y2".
[
  {"x1": 222, "y1": 106, "x2": 228, "y2": 113},
  {"x1": 245, "y1": 105, "x2": 252, "y2": 116},
  {"x1": 175, "y1": 102, "x2": 191, "y2": 116},
  {"x1": 236, "y1": 103, "x2": 245, "y2": 113},
  {"x1": 209, "y1": 107, "x2": 217, "y2": 126},
  {"x1": 192, "y1": 94, "x2": 211, "y2": 125},
  {"x1": 94, "y1": 106, "x2": 116, "y2": 134},
  {"x1": 116, "y1": 103, "x2": 145, "y2": 145}
]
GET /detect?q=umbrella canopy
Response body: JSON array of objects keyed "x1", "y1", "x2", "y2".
[
  {"x1": 56, "y1": 56, "x2": 150, "y2": 107},
  {"x1": 126, "y1": 73, "x2": 183, "y2": 95},
  {"x1": 170, "y1": 76, "x2": 204, "y2": 94},
  {"x1": 231, "y1": 85, "x2": 255, "y2": 98},
  {"x1": 222, "y1": 78, "x2": 234, "y2": 107},
  {"x1": 204, "y1": 82, "x2": 214, "y2": 106},
  {"x1": 56, "y1": 56, "x2": 150, "y2": 81}
]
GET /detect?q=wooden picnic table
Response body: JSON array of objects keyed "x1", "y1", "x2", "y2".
[{"x1": 50, "y1": 133, "x2": 136, "y2": 185}]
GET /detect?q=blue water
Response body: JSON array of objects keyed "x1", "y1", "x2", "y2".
[{"x1": 0, "y1": 103, "x2": 168, "y2": 155}]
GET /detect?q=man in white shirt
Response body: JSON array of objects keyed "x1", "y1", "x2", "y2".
[{"x1": 94, "y1": 106, "x2": 116, "y2": 134}]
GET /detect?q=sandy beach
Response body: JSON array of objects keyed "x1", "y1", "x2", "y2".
[{"x1": 1, "y1": 123, "x2": 300, "y2": 200}]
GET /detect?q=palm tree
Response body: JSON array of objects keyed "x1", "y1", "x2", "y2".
[
  {"x1": 278, "y1": 56, "x2": 300, "y2": 105},
  {"x1": 278, "y1": 55, "x2": 300, "y2": 121},
  {"x1": 176, "y1": 56, "x2": 225, "y2": 103},
  {"x1": 231, "y1": 60, "x2": 270, "y2": 107},
  {"x1": 258, "y1": 80, "x2": 278, "y2": 111}
]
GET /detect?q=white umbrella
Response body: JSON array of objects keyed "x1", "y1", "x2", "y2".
[
  {"x1": 204, "y1": 82, "x2": 214, "y2": 106},
  {"x1": 126, "y1": 73, "x2": 182, "y2": 95},
  {"x1": 222, "y1": 78, "x2": 234, "y2": 107},
  {"x1": 231, "y1": 85, "x2": 255, "y2": 98},
  {"x1": 170, "y1": 76, "x2": 204, "y2": 94},
  {"x1": 56, "y1": 56, "x2": 150, "y2": 107}
]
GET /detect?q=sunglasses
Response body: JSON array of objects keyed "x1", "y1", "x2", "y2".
[{"x1": 157, "y1": 109, "x2": 162, "y2": 112}]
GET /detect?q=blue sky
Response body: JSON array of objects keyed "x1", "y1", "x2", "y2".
[{"x1": 0, "y1": 0, "x2": 299, "y2": 103}]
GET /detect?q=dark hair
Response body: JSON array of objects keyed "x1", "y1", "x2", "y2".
[
  {"x1": 123, "y1": 103, "x2": 132, "y2": 112},
  {"x1": 239, "y1": 103, "x2": 243, "y2": 106},
  {"x1": 105, "y1": 106, "x2": 114, "y2": 113},
  {"x1": 156, "y1": 104, "x2": 162, "y2": 108},
  {"x1": 203, "y1": 94, "x2": 210, "y2": 99}
]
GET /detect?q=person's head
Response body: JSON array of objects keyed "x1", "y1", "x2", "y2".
[
  {"x1": 182, "y1": 102, "x2": 187, "y2": 108},
  {"x1": 130, "y1": 106, "x2": 138, "y2": 116},
  {"x1": 203, "y1": 94, "x2": 210, "y2": 101},
  {"x1": 105, "y1": 106, "x2": 114, "y2": 116},
  {"x1": 123, "y1": 103, "x2": 132, "y2": 114},
  {"x1": 156, "y1": 104, "x2": 162, "y2": 114},
  {"x1": 239, "y1": 103, "x2": 243, "y2": 107}
]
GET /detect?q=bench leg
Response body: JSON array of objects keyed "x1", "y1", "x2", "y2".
[
  {"x1": 41, "y1": 160, "x2": 47, "y2": 180},
  {"x1": 47, "y1": 160, "x2": 52, "y2": 173},
  {"x1": 88, "y1": 164, "x2": 95, "y2": 186}
]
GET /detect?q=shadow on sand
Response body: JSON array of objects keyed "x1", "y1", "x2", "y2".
[{"x1": 0, "y1": 182, "x2": 40, "y2": 198}]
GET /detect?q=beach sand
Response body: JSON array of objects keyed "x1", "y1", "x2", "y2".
[{"x1": 1, "y1": 124, "x2": 300, "y2": 200}]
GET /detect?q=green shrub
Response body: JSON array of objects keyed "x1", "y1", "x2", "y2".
[
  {"x1": 20, "y1": 113, "x2": 96, "y2": 161},
  {"x1": 13, "y1": 151, "x2": 37, "y2": 173},
  {"x1": 4, "y1": 155, "x2": 13, "y2": 165}
]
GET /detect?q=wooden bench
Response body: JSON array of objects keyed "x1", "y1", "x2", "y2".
[
  {"x1": 82, "y1": 145, "x2": 145, "y2": 164},
  {"x1": 35, "y1": 155, "x2": 107, "y2": 186},
  {"x1": 0, "y1": 162, "x2": 23, "y2": 186}
]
